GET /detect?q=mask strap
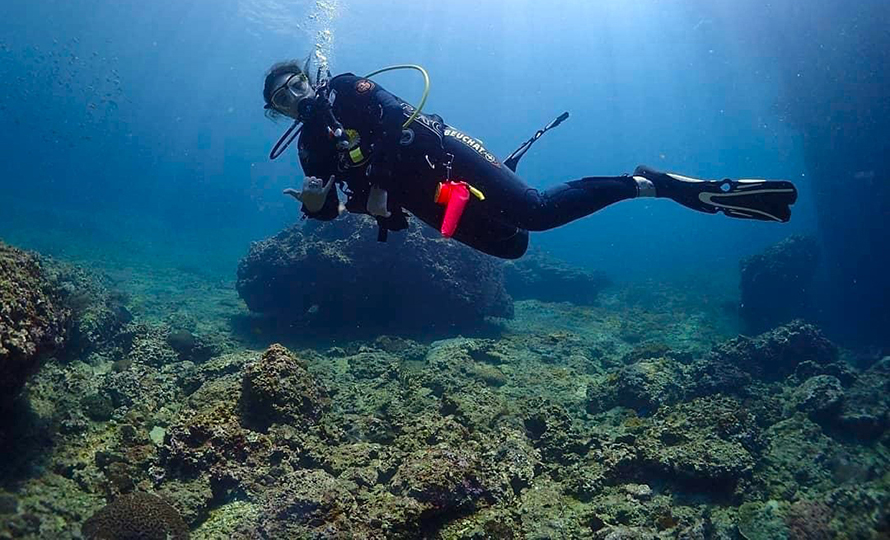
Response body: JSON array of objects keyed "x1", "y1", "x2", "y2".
[{"x1": 269, "y1": 120, "x2": 303, "y2": 160}]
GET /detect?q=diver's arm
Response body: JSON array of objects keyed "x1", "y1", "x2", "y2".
[
  {"x1": 293, "y1": 126, "x2": 343, "y2": 220},
  {"x1": 283, "y1": 176, "x2": 341, "y2": 221},
  {"x1": 293, "y1": 141, "x2": 342, "y2": 221}
]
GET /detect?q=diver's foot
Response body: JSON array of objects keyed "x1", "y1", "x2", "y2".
[{"x1": 633, "y1": 165, "x2": 798, "y2": 222}]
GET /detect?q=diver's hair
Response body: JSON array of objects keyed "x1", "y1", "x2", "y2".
[{"x1": 263, "y1": 56, "x2": 315, "y2": 121}]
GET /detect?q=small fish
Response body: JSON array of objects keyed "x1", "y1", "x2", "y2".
[{"x1": 307, "y1": 304, "x2": 319, "y2": 314}]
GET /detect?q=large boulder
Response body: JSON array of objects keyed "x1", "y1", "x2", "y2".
[
  {"x1": 0, "y1": 242, "x2": 68, "y2": 412},
  {"x1": 792, "y1": 375, "x2": 844, "y2": 421},
  {"x1": 587, "y1": 358, "x2": 687, "y2": 416},
  {"x1": 236, "y1": 215, "x2": 513, "y2": 331},
  {"x1": 835, "y1": 356, "x2": 890, "y2": 440},
  {"x1": 739, "y1": 235, "x2": 820, "y2": 334},
  {"x1": 504, "y1": 250, "x2": 610, "y2": 304},
  {"x1": 709, "y1": 320, "x2": 837, "y2": 381},
  {"x1": 723, "y1": 0, "x2": 890, "y2": 344}
]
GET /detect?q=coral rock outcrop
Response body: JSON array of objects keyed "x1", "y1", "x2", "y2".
[
  {"x1": 240, "y1": 344, "x2": 329, "y2": 431},
  {"x1": 0, "y1": 242, "x2": 68, "y2": 411},
  {"x1": 235, "y1": 215, "x2": 513, "y2": 331},
  {"x1": 739, "y1": 235, "x2": 820, "y2": 334}
]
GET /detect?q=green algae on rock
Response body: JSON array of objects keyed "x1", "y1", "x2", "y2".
[
  {"x1": 40, "y1": 258, "x2": 132, "y2": 357},
  {"x1": 240, "y1": 343, "x2": 330, "y2": 430},
  {"x1": 792, "y1": 374, "x2": 844, "y2": 420},
  {"x1": 737, "y1": 499, "x2": 789, "y2": 540},
  {"x1": 641, "y1": 396, "x2": 758, "y2": 494},
  {"x1": 710, "y1": 320, "x2": 837, "y2": 381},
  {"x1": 587, "y1": 357, "x2": 687, "y2": 415},
  {"x1": 389, "y1": 444, "x2": 492, "y2": 513},
  {"x1": 251, "y1": 468, "x2": 356, "y2": 538}
]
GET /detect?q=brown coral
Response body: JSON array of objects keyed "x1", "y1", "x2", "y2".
[
  {"x1": 81, "y1": 492, "x2": 189, "y2": 540},
  {"x1": 785, "y1": 500, "x2": 833, "y2": 540}
]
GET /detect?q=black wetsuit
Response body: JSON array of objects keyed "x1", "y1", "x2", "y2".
[{"x1": 297, "y1": 73, "x2": 639, "y2": 259}]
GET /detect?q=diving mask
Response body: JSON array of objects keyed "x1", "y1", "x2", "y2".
[
  {"x1": 269, "y1": 73, "x2": 315, "y2": 119},
  {"x1": 267, "y1": 73, "x2": 319, "y2": 160}
]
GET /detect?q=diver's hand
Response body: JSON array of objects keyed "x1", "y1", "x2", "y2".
[
  {"x1": 283, "y1": 175, "x2": 335, "y2": 213},
  {"x1": 367, "y1": 185, "x2": 391, "y2": 218}
]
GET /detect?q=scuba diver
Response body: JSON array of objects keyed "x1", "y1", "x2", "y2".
[{"x1": 262, "y1": 59, "x2": 798, "y2": 259}]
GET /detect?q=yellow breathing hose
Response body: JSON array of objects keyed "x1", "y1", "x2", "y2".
[{"x1": 364, "y1": 64, "x2": 430, "y2": 129}]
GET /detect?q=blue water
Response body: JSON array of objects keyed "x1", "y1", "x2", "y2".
[
  {"x1": 0, "y1": 0, "x2": 886, "y2": 340},
  {"x1": 0, "y1": 0, "x2": 806, "y2": 267}
]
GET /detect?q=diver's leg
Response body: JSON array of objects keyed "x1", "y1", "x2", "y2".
[
  {"x1": 490, "y1": 174, "x2": 641, "y2": 232},
  {"x1": 443, "y1": 137, "x2": 641, "y2": 232},
  {"x1": 493, "y1": 167, "x2": 798, "y2": 230},
  {"x1": 632, "y1": 166, "x2": 798, "y2": 222},
  {"x1": 440, "y1": 137, "x2": 640, "y2": 232}
]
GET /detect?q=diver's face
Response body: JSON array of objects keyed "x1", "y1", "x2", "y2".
[{"x1": 270, "y1": 73, "x2": 315, "y2": 120}]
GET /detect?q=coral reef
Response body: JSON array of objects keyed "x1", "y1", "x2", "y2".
[
  {"x1": 792, "y1": 374, "x2": 844, "y2": 420},
  {"x1": 389, "y1": 445, "x2": 492, "y2": 514},
  {"x1": 835, "y1": 356, "x2": 890, "y2": 440},
  {"x1": 739, "y1": 235, "x2": 820, "y2": 334},
  {"x1": 736, "y1": 499, "x2": 788, "y2": 540},
  {"x1": 251, "y1": 469, "x2": 357, "y2": 538},
  {"x1": 784, "y1": 499, "x2": 833, "y2": 540},
  {"x1": 587, "y1": 358, "x2": 687, "y2": 415},
  {"x1": 0, "y1": 242, "x2": 68, "y2": 412},
  {"x1": 1, "y1": 243, "x2": 887, "y2": 540},
  {"x1": 235, "y1": 215, "x2": 513, "y2": 332}
]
